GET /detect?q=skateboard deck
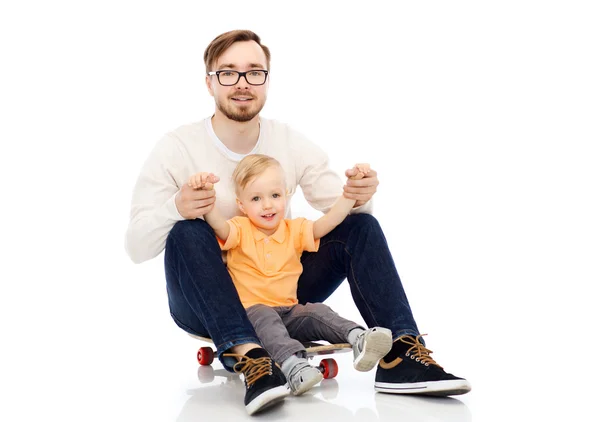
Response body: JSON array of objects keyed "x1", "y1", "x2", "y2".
[{"x1": 191, "y1": 335, "x2": 351, "y2": 379}]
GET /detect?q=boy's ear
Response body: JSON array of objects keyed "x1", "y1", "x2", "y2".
[{"x1": 236, "y1": 198, "x2": 246, "y2": 214}]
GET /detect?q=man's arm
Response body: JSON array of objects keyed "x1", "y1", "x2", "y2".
[
  {"x1": 125, "y1": 135, "x2": 186, "y2": 263},
  {"x1": 125, "y1": 136, "x2": 216, "y2": 263}
]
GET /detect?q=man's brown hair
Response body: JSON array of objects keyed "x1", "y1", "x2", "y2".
[{"x1": 203, "y1": 30, "x2": 271, "y2": 74}]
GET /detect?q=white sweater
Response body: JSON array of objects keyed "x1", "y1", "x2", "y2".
[{"x1": 125, "y1": 117, "x2": 373, "y2": 264}]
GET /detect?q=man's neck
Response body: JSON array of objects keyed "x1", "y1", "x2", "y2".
[{"x1": 211, "y1": 112, "x2": 260, "y2": 154}]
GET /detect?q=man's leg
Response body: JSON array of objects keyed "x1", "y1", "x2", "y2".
[
  {"x1": 298, "y1": 213, "x2": 420, "y2": 339},
  {"x1": 164, "y1": 219, "x2": 261, "y2": 366},
  {"x1": 165, "y1": 219, "x2": 289, "y2": 414},
  {"x1": 297, "y1": 214, "x2": 471, "y2": 396}
]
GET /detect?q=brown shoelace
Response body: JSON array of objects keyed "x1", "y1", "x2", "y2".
[
  {"x1": 223, "y1": 353, "x2": 273, "y2": 387},
  {"x1": 399, "y1": 334, "x2": 443, "y2": 368}
]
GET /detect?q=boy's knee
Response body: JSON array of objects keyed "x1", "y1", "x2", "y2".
[{"x1": 303, "y1": 302, "x2": 334, "y2": 315}]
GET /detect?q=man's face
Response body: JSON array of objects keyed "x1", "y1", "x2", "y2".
[{"x1": 206, "y1": 41, "x2": 269, "y2": 122}]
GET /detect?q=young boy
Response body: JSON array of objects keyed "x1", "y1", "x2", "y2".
[{"x1": 188, "y1": 154, "x2": 393, "y2": 395}]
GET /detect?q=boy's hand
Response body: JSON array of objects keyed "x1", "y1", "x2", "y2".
[
  {"x1": 176, "y1": 172, "x2": 221, "y2": 219},
  {"x1": 188, "y1": 172, "x2": 220, "y2": 190},
  {"x1": 349, "y1": 163, "x2": 371, "y2": 180},
  {"x1": 344, "y1": 163, "x2": 378, "y2": 206}
]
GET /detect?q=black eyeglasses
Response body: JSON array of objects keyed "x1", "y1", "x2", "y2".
[{"x1": 207, "y1": 70, "x2": 269, "y2": 86}]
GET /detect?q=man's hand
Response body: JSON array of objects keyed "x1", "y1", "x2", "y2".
[
  {"x1": 176, "y1": 172, "x2": 221, "y2": 219},
  {"x1": 344, "y1": 164, "x2": 378, "y2": 207}
]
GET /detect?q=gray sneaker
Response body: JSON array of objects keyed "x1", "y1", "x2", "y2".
[
  {"x1": 353, "y1": 327, "x2": 393, "y2": 372},
  {"x1": 287, "y1": 362, "x2": 323, "y2": 396}
]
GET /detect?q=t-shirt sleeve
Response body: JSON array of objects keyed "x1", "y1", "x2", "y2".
[
  {"x1": 218, "y1": 217, "x2": 244, "y2": 251},
  {"x1": 291, "y1": 218, "x2": 320, "y2": 253}
]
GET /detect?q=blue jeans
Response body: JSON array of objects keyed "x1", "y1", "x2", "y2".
[{"x1": 164, "y1": 214, "x2": 420, "y2": 369}]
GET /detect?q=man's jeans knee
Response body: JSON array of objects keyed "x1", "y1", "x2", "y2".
[{"x1": 164, "y1": 218, "x2": 259, "y2": 368}]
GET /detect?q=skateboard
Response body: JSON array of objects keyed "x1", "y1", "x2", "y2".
[{"x1": 190, "y1": 335, "x2": 352, "y2": 379}]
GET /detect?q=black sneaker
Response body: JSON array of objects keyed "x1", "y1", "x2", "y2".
[
  {"x1": 224, "y1": 348, "x2": 289, "y2": 415},
  {"x1": 374, "y1": 335, "x2": 471, "y2": 396}
]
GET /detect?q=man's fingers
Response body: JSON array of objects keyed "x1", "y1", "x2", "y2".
[
  {"x1": 344, "y1": 185, "x2": 377, "y2": 195},
  {"x1": 195, "y1": 195, "x2": 217, "y2": 206},
  {"x1": 345, "y1": 177, "x2": 379, "y2": 188},
  {"x1": 342, "y1": 191, "x2": 373, "y2": 202},
  {"x1": 183, "y1": 196, "x2": 216, "y2": 216},
  {"x1": 190, "y1": 203, "x2": 215, "y2": 218},
  {"x1": 185, "y1": 185, "x2": 215, "y2": 199}
]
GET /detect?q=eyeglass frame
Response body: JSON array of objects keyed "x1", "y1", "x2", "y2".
[{"x1": 207, "y1": 69, "x2": 269, "y2": 86}]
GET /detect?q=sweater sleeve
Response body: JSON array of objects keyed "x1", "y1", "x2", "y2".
[
  {"x1": 125, "y1": 134, "x2": 186, "y2": 264},
  {"x1": 290, "y1": 129, "x2": 373, "y2": 215}
]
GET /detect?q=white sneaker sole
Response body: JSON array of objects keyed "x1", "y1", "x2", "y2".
[
  {"x1": 245, "y1": 385, "x2": 289, "y2": 415},
  {"x1": 290, "y1": 367, "x2": 324, "y2": 396},
  {"x1": 374, "y1": 379, "x2": 472, "y2": 396},
  {"x1": 354, "y1": 327, "x2": 393, "y2": 372}
]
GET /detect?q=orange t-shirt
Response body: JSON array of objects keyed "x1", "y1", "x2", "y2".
[{"x1": 218, "y1": 216, "x2": 320, "y2": 308}]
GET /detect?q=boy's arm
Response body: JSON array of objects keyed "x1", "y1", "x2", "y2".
[
  {"x1": 313, "y1": 164, "x2": 370, "y2": 240},
  {"x1": 204, "y1": 207, "x2": 230, "y2": 241},
  {"x1": 188, "y1": 171, "x2": 230, "y2": 241},
  {"x1": 312, "y1": 196, "x2": 356, "y2": 240}
]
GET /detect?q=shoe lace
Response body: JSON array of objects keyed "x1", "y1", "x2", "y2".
[
  {"x1": 399, "y1": 334, "x2": 442, "y2": 369},
  {"x1": 223, "y1": 353, "x2": 273, "y2": 388}
]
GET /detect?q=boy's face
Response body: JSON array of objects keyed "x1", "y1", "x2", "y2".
[
  {"x1": 206, "y1": 40, "x2": 269, "y2": 122},
  {"x1": 237, "y1": 166, "x2": 287, "y2": 235}
]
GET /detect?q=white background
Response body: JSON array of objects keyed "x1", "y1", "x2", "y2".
[{"x1": 1, "y1": 1, "x2": 599, "y2": 421}]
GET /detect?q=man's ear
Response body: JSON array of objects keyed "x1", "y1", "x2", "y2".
[
  {"x1": 206, "y1": 74, "x2": 214, "y2": 97},
  {"x1": 236, "y1": 198, "x2": 246, "y2": 214}
]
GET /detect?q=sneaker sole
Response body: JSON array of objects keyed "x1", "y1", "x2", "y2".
[
  {"x1": 291, "y1": 369, "x2": 324, "y2": 396},
  {"x1": 246, "y1": 385, "x2": 289, "y2": 415},
  {"x1": 374, "y1": 379, "x2": 472, "y2": 396},
  {"x1": 354, "y1": 328, "x2": 393, "y2": 372}
]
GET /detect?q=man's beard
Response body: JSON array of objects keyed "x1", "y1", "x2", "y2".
[{"x1": 216, "y1": 96, "x2": 265, "y2": 122}]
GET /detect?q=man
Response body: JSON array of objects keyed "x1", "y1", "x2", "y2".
[{"x1": 125, "y1": 29, "x2": 470, "y2": 415}]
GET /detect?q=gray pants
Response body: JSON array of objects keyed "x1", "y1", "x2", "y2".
[{"x1": 246, "y1": 302, "x2": 363, "y2": 365}]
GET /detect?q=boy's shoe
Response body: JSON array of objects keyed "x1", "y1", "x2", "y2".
[
  {"x1": 287, "y1": 362, "x2": 323, "y2": 396},
  {"x1": 225, "y1": 348, "x2": 289, "y2": 415},
  {"x1": 353, "y1": 327, "x2": 393, "y2": 372},
  {"x1": 374, "y1": 335, "x2": 471, "y2": 396}
]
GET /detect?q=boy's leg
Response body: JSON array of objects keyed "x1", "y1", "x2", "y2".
[
  {"x1": 282, "y1": 302, "x2": 392, "y2": 372},
  {"x1": 246, "y1": 304, "x2": 322, "y2": 396},
  {"x1": 164, "y1": 219, "x2": 261, "y2": 366},
  {"x1": 246, "y1": 304, "x2": 305, "y2": 364},
  {"x1": 282, "y1": 302, "x2": 362, "y2": 344}
]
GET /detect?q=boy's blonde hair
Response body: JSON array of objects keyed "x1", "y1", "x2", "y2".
[{"x1": 232, "y1": 154, "x2": 284, "y2": 195}]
